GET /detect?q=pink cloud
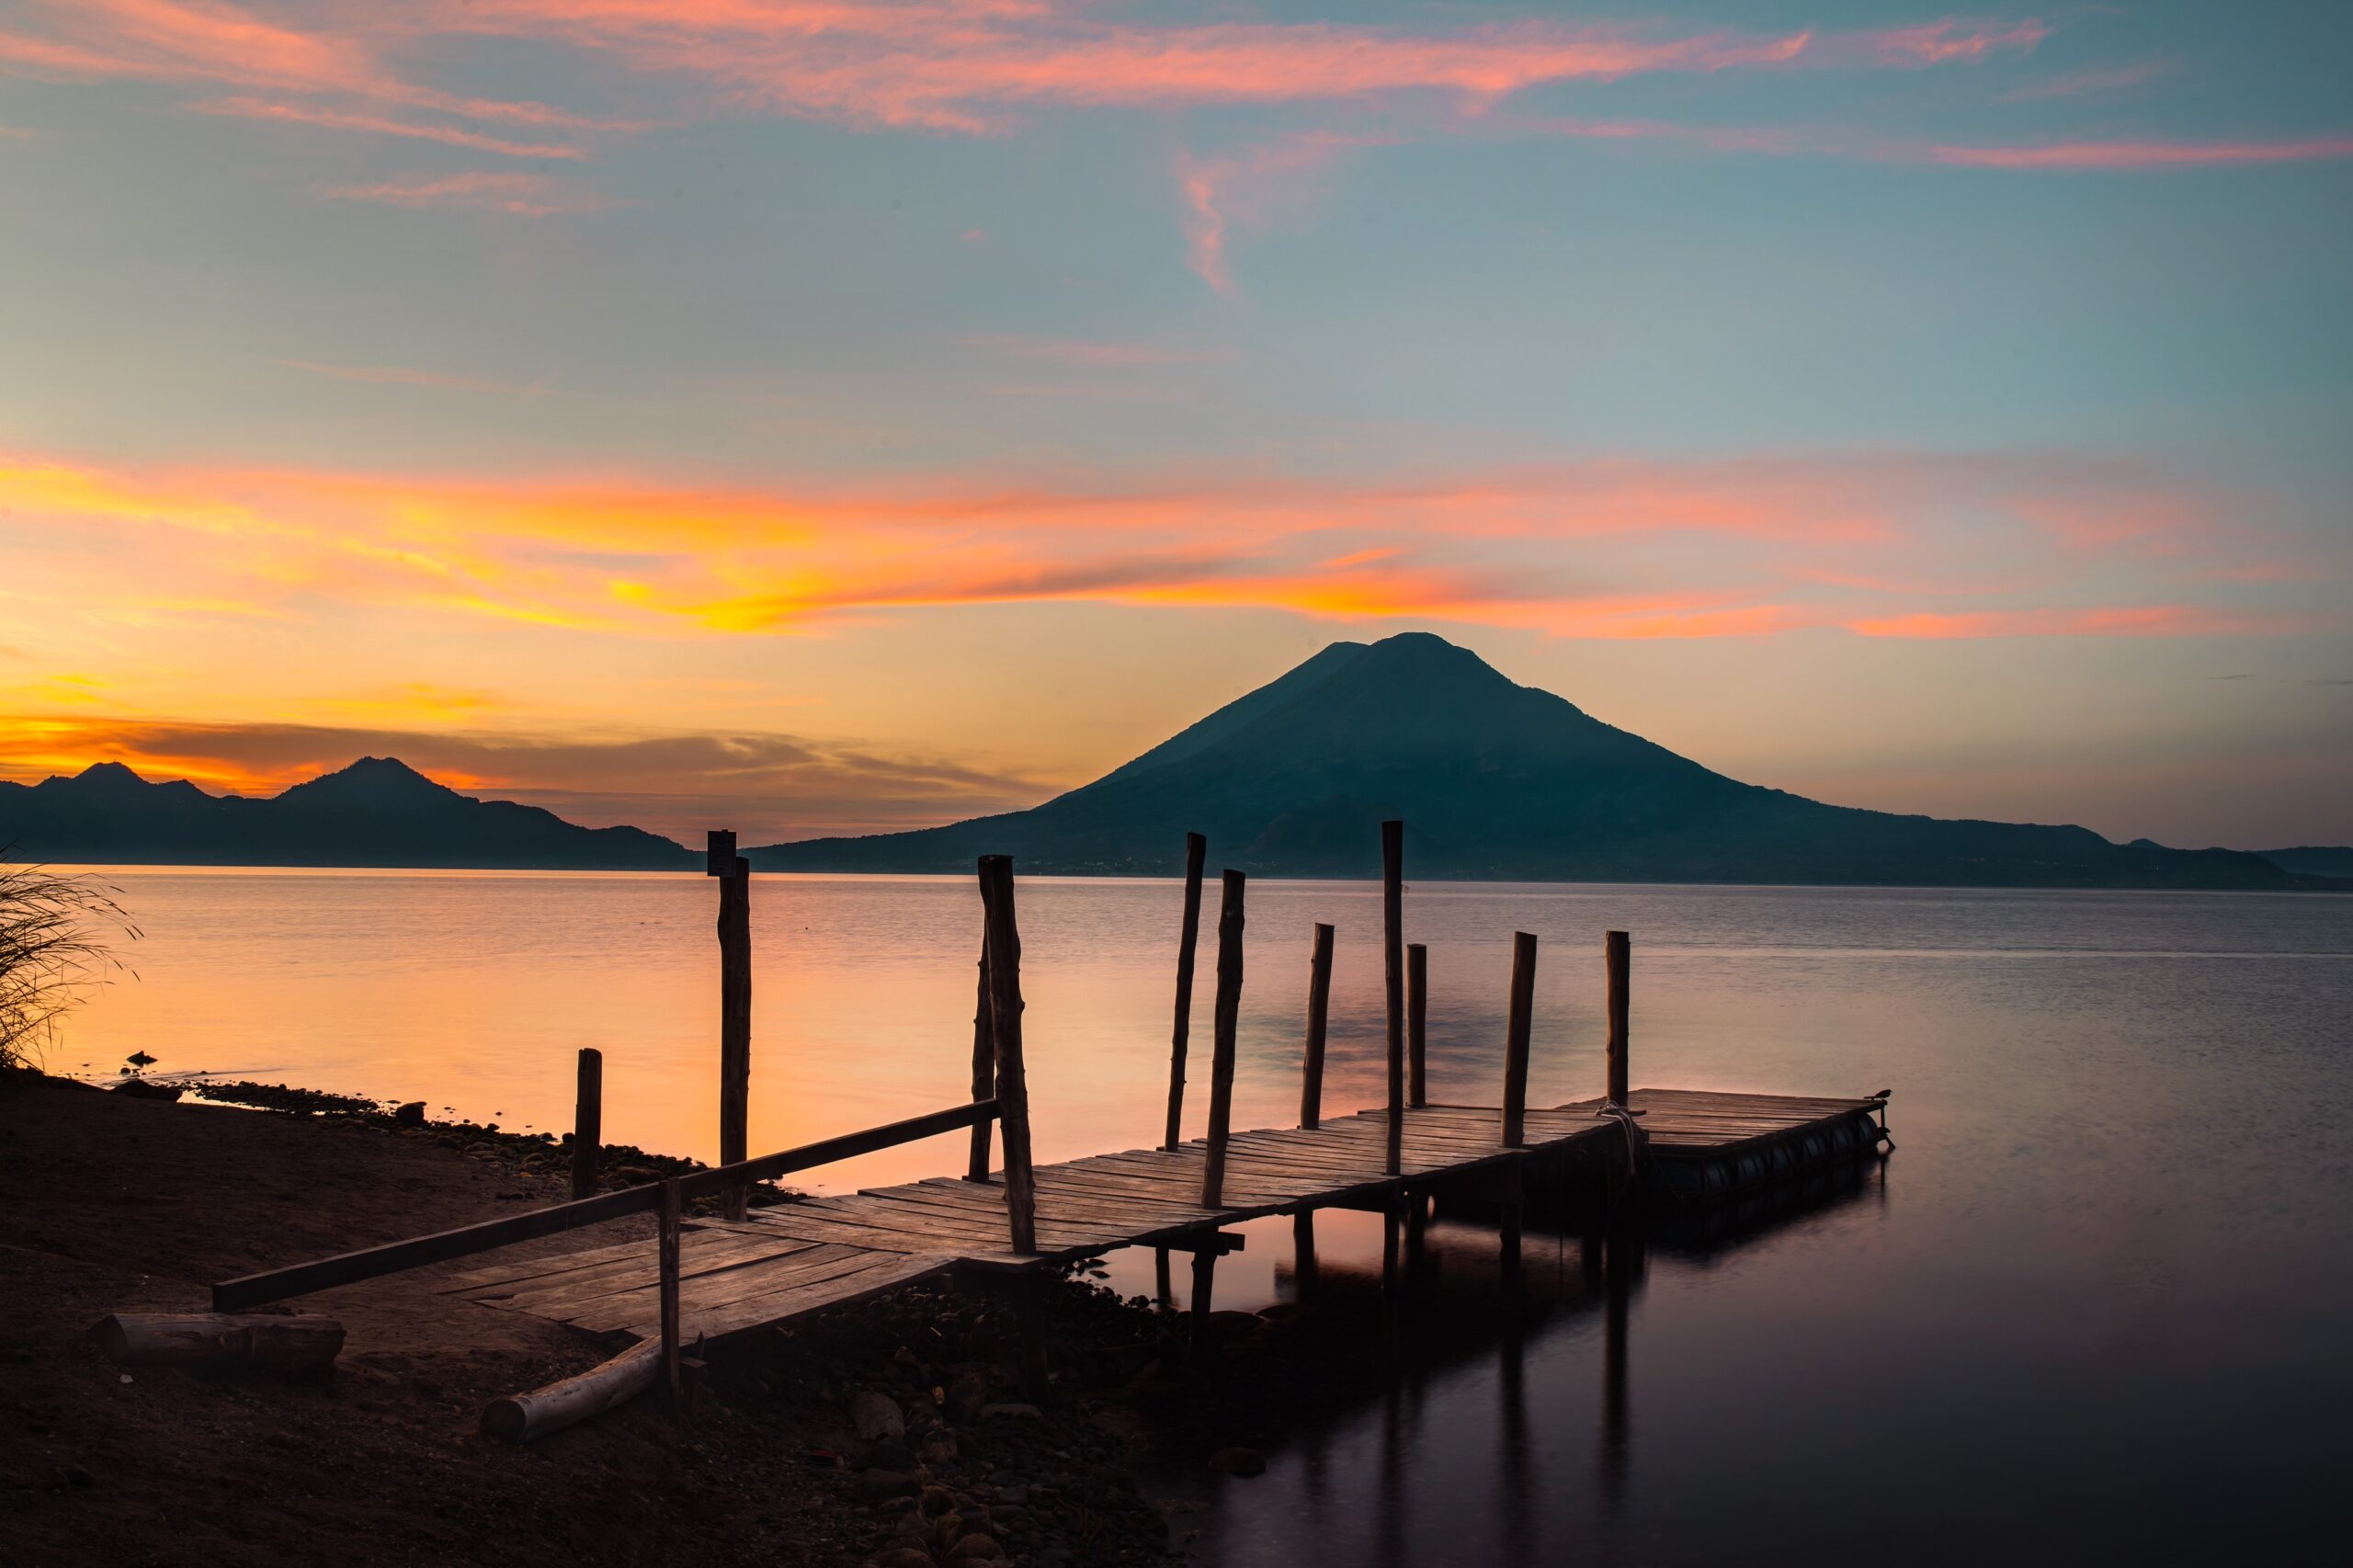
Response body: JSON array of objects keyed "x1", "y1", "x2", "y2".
[
  {"x1": 1176, "y1": 131, "x2": 1381, "y2": 294},
  {"x1": 193, "y1": 96, "x2": 590, "y2": 159},
  {"x1": 1927, "y1": 136, "x2": 2353, "y2": 170},
  {"x1": 1845, "y1": 606, "x2": 2280, "y2": 638}
]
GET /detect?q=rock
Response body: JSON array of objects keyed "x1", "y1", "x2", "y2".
[
  {"x1": 1207, "y1": 1446, "x2": 1267, "y2": 1477},
  {"x1": 918, "y1": 1431, "x2": 959, "y2": 1464},
  {"x1": 948, "y1": 1371, "x2": 987, "y2": 1421},
  {"x1": 852, "y1": 1439, "x2": 919, "y2": 1474},
  {"x1": 111, "y1": 1079, "x2": 183, "y2": 1101},
  {"x1": 869, "y1": 1551, "x2": 935, "y2": 1568},
  {"x1": 949, "y1": 1536, "x2": 1005, "y2": 1560},
  {"x1": 979, "y1": 1403, "x2": 1040, "y2": 1423},
  {"x1": 919, "y1": 1483, "x2": 958, "y2": 1517},
  {"x1": 855, "y1": 1470, "x2": 920, "y2": 1506},
  {"x1": 392, "y1": 1100, "x2": 426, "y2": 1125},
  {"x1": 852, "y1": 1390, "x2": 907, "y2": 1441}
]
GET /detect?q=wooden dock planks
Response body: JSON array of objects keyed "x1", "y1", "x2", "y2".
[{"x1": 456, "y1": 1090, "x2": 1879, "y2": 1346}]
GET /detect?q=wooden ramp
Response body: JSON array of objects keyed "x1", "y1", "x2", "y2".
[{"x1": 447, "y1": 1089, "x2": 1885, "y2": 1345}]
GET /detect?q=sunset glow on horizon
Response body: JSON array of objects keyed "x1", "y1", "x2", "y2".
[{"x1": 4, "y1": 1, "x2": 2347, "y2": 848}]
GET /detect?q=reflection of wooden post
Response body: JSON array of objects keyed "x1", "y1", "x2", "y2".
[
  {"x1": 1164, "y1": 833, "x2": 1207, "y2": 1152},
  {"x1": 1500, "y1": 932, "x2": 1537, "y2": 1147},
  {"x1": 1189, "y1": 1249, "x2": 1218, "y2": 1358},
  {"x1": 965, "y1": 939, "x2": 994, "y2": 1181},
  {"x1": 1406, "y1": 943, "x2": 1428, "y2": 1108},
  {"x1": 707, "y1": 830, "x2": 753, "y2": 1221},
  {"x1": 1381, "y1": 820, "x2": 1404, "y2": 1176},
  {"x1": 1292, "y1": 1210, "x2": 1318, "y2": 1300},
  {"x1": 570, "y1": 1048, "x2": 602, "y2": 1201},
  {"x1": 1299, "y1": 922, "x2": 1334, "y2": 1129},
  {"x1": 1199, "y1": 870, "x2": 1246, "y2": 1209},
  {"x1": 658, "y1": 1176, "x2": 683, "y2": 1403},
  {"x1": 1605, "y1": 929, "x2": 1631, "y2": 1106},
  {"x1": 976, "y1": 857, "x2": 1036, "y2": 1255}
]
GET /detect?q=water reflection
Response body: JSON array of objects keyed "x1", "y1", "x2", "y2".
[{"x1": 1188, "y1": 1165, "x2": 1890, "y2": 1567}]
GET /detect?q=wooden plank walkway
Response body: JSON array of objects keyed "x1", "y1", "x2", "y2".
[{"x1": 447, "y1": 1088, "x2": 1882, "y2": 1345}]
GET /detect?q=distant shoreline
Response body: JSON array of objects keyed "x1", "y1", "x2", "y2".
[{"x1": 41, "y1": 860, "x2": 2353, "y2": 892}]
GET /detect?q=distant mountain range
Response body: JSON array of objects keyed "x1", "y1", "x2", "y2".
[
  {"x1": 1, "y1": 635, "x2": 2342, "y2": 887},
  {"x1": 0, "y1": 756, "x2": 693, "y2": 870},
  {"x1": 751, "y1": 634, "x2": 2344, "y2": 890}
]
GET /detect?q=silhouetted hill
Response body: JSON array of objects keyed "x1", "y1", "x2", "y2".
[
  {"x1": 750, "y1": 633, "x2": 2324, "y2": 890},
  {"x1": 2256, "y1": 846, "x2": 2353, "y2": 879},
  {"x1": 0, "y1": 757, "x2": 694, "y2": 870}
]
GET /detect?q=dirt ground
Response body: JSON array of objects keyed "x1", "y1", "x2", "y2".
[{"x1": 0, "y1": 1073, "x2": 1195, "y2": 1568}]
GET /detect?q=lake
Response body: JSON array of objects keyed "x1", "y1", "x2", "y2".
[{"x1": 59, "y1": 869, "x2": 2353, "y2": 1562}]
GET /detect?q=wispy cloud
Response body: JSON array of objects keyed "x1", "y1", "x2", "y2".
[
  {"x1": 1927, "y1": 136, "x2": 2353, "y2": 170},
  {"x1": 2000, "y1": 60, "x2": 2169, "y2": 101},
  {"x1": 1176, "y1": 131, "x2": 1381, "y2": 294},
  {"x1": 191, "y1": 96, "x2": 590, "y2": 159},
  {"x1": 316, "y1": 171, "x2": 618, "y2": 216},
  {"x1": 0, "y1": 444, "x2": 2321, "y2": 645}
]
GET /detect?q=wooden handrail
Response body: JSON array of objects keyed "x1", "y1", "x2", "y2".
[{"x1": 212, "y1": 1099, "x2": 999, "y2": 1311}]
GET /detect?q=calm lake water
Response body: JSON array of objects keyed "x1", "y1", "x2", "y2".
[{"x1": 62, "y1": 869, "x2": 2353, "y2": 1562}]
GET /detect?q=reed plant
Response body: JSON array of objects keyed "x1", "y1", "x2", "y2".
[{"x1": 0, "y1": 858, "x2": 138, "y2": 1072}]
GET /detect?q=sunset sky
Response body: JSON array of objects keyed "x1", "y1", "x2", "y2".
[{"x1": 3, "y1": 1, "x2": 2347, "y2": 849}]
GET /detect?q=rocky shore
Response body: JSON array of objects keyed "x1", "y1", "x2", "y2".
[{"x1": 4, "y1": 1068, "x2": 1413, "y2": 1567}]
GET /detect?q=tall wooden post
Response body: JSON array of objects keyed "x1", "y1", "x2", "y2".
[
  {"x1": 1406, "y1": 942, "x2": 1428, "y2": 1108},
  {"x1": 976, "y1": 857, "x2": 1037, "y2": 1255},
  {"x1": 965, "y1": 939, "x2": 995, "y2": 1181},
  {"x1": 1298, "y1": 922, "x2": 1334, "y2": 1130},
  {"x1": 1605, "y1": 929, "x2": 1631, "y2": 1106},
  {"x1": 1163, "y1": 833, "x2": 1207, "y2": 1152},
  {"x1": 1199, "y1": 870, "x2": 1246, "y2": 1209},
  {"x1": 569, "y1": 1048, "x2": 602, "y2": 1201},
  {"x1": 657, "y1": 1176, "x2": 683, "y2": 1403},
  {"x1": 1381, "y1": 820, "x2": 1405, "y2": 1175},
  {"x1": 1500, "y1": 932, "x2": 1537, "y2": 1147},
  {"x1": 707, "y1": 830, "x2": 753, "y2": 1221}
]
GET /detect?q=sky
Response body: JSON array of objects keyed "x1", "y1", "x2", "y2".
[{"x1": 1, "y1": 0, "x2": 2347, "y2": 851}]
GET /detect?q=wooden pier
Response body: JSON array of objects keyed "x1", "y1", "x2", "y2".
[
  {"x1": 182, "y1": 824, "x2": 1892, "y2": 1439},
  {"x1": 439, "y1": 1091, "x2": 1884, "y2": 1346}
]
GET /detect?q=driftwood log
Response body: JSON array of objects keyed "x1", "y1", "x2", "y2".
[
  {"x1": 481, "y1": 1338, "x2": 661, "y2": 1443},
  {"x1": 93, "y1": 1312, "x2": 345, "y2": 1368}
]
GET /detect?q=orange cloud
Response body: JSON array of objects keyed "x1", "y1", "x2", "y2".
[{"x1": 0, "y1": 444, "x2": 2313, "y2": 649}]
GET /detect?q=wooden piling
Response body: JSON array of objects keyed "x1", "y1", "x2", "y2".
[
  {"x1": 707, "y1": 830, "x2": 753, "y2": 1221},
  {"x1": 1406, "y1": 942, "x2": 1428, "y2": 1108},
  {"x1": 657, "y1": 1176, "x2": 682, "y2": 1403},
  {"x1": 965, "y1": 939, "x2": 995, "y2": 1182},
  {"x1": 1605, "y1": 929, "x2": 1631, "y2": 1106},
  {"x1": 1299, "y1": 921, "x2": 1334, "y2": 1130},
  {"x1": 1199, "y1": 869, "x2": 1246, "y2": 1209},
  {"x1": 1501, "y1": 931, "x2": 1537, "y2": 1147},
  {"x1": 1381, "y1": 819, "x2": 1405, "y2": 1176},
  {"x1": 1163, "y1": 832, "x2": 1207, "y2": 1153},
  {"x1": 570, "y1": 1048, "x2": 602, "y2": 1201},
  {"x1": 976, "y1": 856, "x2": 1038, "y2": 1255}
]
